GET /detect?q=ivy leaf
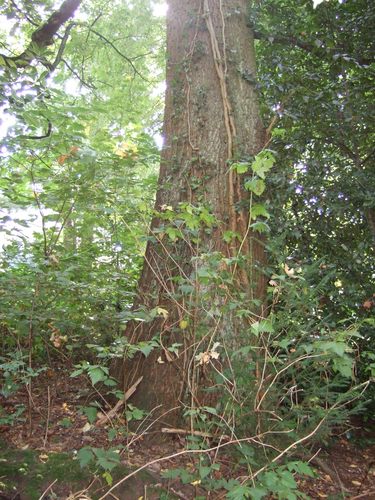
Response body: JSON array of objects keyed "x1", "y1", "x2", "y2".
[
  {"x1": 251, "y1": 151, "x2": 275, "y2": 179},
  {"x1": 250, "y1": 221, "x2": 270, "y2": 233},
  {"x1": 244, "y1": 178, "x2": 266, "y2": 196},
  {"x1": 223, "y1": 230, "x2": 240, "y2": 243},
  {"x1": 232, "y1": 162, "x2": 249, "y2": 174},
  {"x1": 166, "y1": 227, "x2": 180, "y2": 241},
  {"x1": 250, "y1": 203, "x2": 270, "y2": 220}
]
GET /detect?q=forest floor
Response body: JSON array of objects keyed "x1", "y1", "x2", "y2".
[{"x1": 0, "y1": 368, "x2": 374, "y2": 499}]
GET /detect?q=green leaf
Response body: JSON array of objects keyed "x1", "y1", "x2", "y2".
[
  {"x1": 203, "y1": 406, "x2": 218, "y2": 415},
  {"x1": 251, "y1": 319, "x2": 274, "y2": 336},
  {"x1": 103, "y1": 377, "x2": 117, "y2": 387},
  {"x1": 319, "y1": 341, "x2": 347, "y2": 356},
  {"x1": 223, "y1": 230, "x2": 240, "y2": 243},
  {"x1": 232, "y1": 162, "x2": 249, "y2": 174},
  {"x1": 88, "y1": 367, "x2": 107, "y2": 385},
  {"x1": 199, "y1": 465, "x2": 211, "y2": 479},
  {"x1": 93, "y1": 448, "x2": 121, "y2": 471},
  {"x1": 333, "y1": 355, "x2": 353, "y2": 378},
  {"x1": 250, "y1": 203, "x2": 270, "y2": 220},
  {"x1": 77, "y1": 447, "x2": 94, "y2": 468},
  {"x1": 250, "y1": 221, "x2": 270, "y2": 233},
  {"x1": 246, "y1": 487, "x2": 268, "y2": 500},
  {"x1": 251, "y1": 151, "x2": 275, "y2": 179},
  {"x1": 131, "y1": 407, "x2": 145, "y2": 420},
  {"x1": 166, "y1": 227, "x2": 180, "y2": 242},
  {"x1": 108, "y1": 428, "x2": 117, "y2": 441},
  {"x1": 138, "y1": 342, "x2": 155, "y2": 357},
  {"x1": 82, "y1": 406, "x2": 98, "y2": 423},
  {"x1": 226, "y1": 484, "x2": 253, "y2": 499},
  {"x1": 161, "y1": 468, "x2": 182, "y2": 480},
  {"x1": 244, "y1": 178, "x2": 265, "y2": 196},
  {"x1": 102, "y1": 471, "x2": 113, "y2": 486}
]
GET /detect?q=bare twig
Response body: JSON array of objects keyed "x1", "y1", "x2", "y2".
[
  {"x1": 96, "y1": 376, "x2": 143, "y2": 427},
  {"x1": 21, "y1": 119, "x2": 52, "y2": 140},
  {"x1": 86, "y1": 28, "x2": 149, "y2": 81},
  {"x1": 38, "y1": 478, "x2": 58, "y2": 500}
]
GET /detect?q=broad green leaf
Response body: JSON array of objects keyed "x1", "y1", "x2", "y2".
[
  {"x1": 244, "y1": 178, "x2": 265, "y2": 196},
  {"x1": 251, "y1": 319, "x2": 274, "y2": 336},
  {"x1": 250, "y1": 221, "x2": 270, "y2": 233},
  {"x1": 250, "y1": 203, "x2": 270, "y2": 220},
  {"x1": 246, "y1": 487, "x2": 268, "y2": 500},
  {"x1": 82, "y1": 406, "x2": 98, "y2": 423},
  {"x1": 333, "y1": 356, "x2": 353, "y2": 378},
  {"x1": 199, "y1": 465, "x2": 211, "y2": 479},
  {"x1": 232, "y1": 162, "x2": 249, "y2": 174},
  {"x1": 226, "y1": 484, "x2": 253, "y2": 499},
  {"x1": 251, "y1": 151, "x2": 275, "y2": 179},
  {"x1": 77, "y1": 447, "x2": 94, "y2": 468},
  {"x1": 88, "y1": 367, "x2": 107, "y2": 385}
]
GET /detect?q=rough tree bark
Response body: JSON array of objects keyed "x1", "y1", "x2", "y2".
[{"x1": 119, "y1": 0, "x2": 267, "y2": 427}]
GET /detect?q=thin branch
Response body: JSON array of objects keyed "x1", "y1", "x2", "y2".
[
  {"x1": 21, "y1": 119, "x2": 52, "y2": 140},
  {"x1": 87, "y1": 28, "x2": 149, "y2": 81},
  {"x1": 61, "y1": 57, "x2": 96, "y2": 89},
  {"x1": 50, "y1": 22, "x2": 76, "y2": 71},
  {"x1": 10, "y1": 0, "x2": 39, "y2": 27}
]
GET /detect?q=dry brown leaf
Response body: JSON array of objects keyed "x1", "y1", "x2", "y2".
[{"x1": 57, "y1": 154, "x2": 69, "y2": 165}]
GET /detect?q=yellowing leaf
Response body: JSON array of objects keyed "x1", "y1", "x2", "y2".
[
  {"x1": 179, "y1": 319, "x2": 188, "y2": 330},
  {"x1": 156, "y1": 307, "x2": 169, "y2": 319},
  {"x1": 160, "y1": 204, "x2": 173, "y2": 211},
  {"x1": 284, "y1": 263, "x2": 298, "y2": 279},
  {"x1": 81, "y1": 422, "x2": 92, "y2": 433}
]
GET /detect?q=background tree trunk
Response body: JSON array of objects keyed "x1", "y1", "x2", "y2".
[{"x1": 118, "y1": 0, "x2": 266, "y2": 427}]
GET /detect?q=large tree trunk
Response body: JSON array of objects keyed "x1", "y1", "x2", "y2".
[{"x1": 118, "y1": 0, "x2": 266, "y2": 428}]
